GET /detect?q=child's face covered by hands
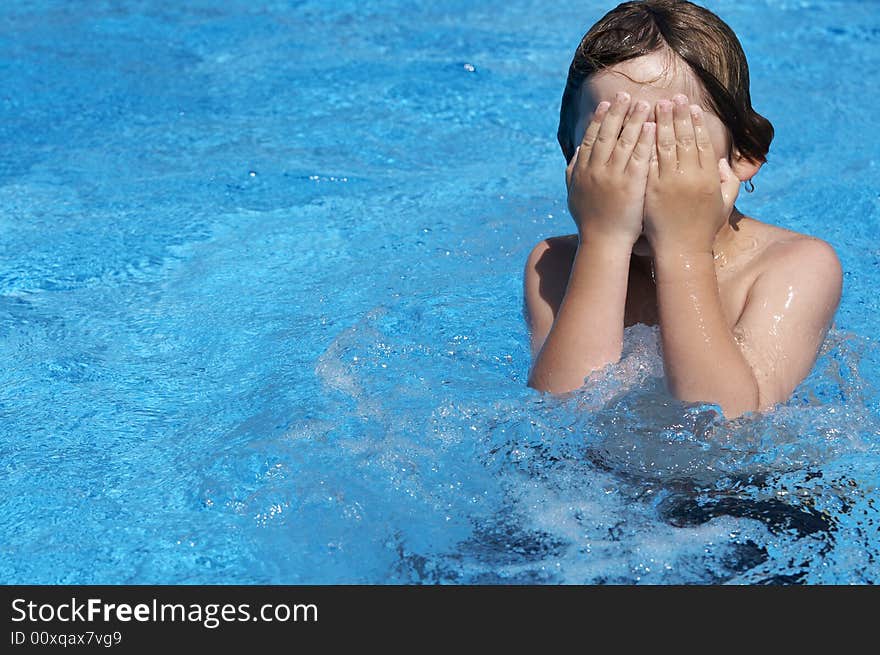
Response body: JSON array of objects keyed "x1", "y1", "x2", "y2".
[
  {"x1": 572, "y1": 51, "x2": 739, "y2": 253},
  {"x1": 576, "y1": 51, "x2": 732, "y2": 164}
]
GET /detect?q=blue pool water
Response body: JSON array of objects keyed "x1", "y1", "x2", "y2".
[{"x1": 1, "y1": 0, "x2": 878, "y2": 584}]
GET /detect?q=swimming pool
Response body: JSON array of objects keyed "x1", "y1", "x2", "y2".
[{"x1": 1, "y1": 0, "x2": 877, "y2": 584}]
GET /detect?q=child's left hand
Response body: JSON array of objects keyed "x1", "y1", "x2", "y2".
[{"x1": 643, "y1": 94, "x2": 740, "y2": 254}]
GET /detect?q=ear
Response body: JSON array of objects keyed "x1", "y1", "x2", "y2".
[{"x1": 730, "y1": 147, "x2": 763, "y2": 182}]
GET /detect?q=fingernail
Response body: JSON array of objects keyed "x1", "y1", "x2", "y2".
[
  {"x1": 657, "y1": 100, "x2": 673, "y2": 113},
  {"x1": 596, "y1": 100, "x2": 611, "y2": 113},
  {"x1": 673, "y1": 94, "x2": 688, "y2": 105},
  {"x1": 636, "y1": 100, "x2": 650, "y2": 112},
  {"x1": 615, "y1": 91, "x2": 630, "y2": 104},
  {"x1": 689, "y1": 104, "x2": 702, "y2": 116}
]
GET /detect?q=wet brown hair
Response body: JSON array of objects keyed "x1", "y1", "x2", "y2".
[{"x1": 558, "y1": 0, "x2": 773, "y2": 165}]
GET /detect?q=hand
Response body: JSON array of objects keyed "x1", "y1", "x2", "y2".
[
  {"x1": 643, "y1": 94, "x2": 740, "y2": 254},
  {"x1": 566, "y1": 91, "x2": 656, "y2": 246},
  {"x1": 719, "y1": 153, "x2": 740, "y2": 220}
]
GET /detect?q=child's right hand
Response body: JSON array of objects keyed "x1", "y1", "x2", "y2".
[{"x1": 566, "y1": 91, "x2": 656, "y2": 246}]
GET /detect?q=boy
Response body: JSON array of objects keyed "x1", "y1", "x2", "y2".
[{"x1": 523, "y1": 0, "x2": 842, "y2": 418}]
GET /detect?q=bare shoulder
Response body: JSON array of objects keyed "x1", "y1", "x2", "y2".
[
  {"x1": 525, "y1": 233, "x2": 579, "y2": 265},
  {"x1": 740, "y1": 217, "x2": 843, "y2": 325},
  {"x1": 523, "y1": 234, "x2": 579, "y2": 355},
  {"x1": 523, "y1": 233, "x2": 578, "y2": 307},
  {"x1": 731, "y1": 219, "x2": 844, "y2": 410},
  {"x1": 746, "y1": 217, "x2": 842, "y2": 278}
]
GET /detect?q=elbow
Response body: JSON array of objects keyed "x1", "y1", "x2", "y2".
[
  {"x1": 526, "y1": 364, "x2": 583, "y2": 395},
  {"x1": 527, "y1": 370, "x2": 565, "y2": 395},
  {"x1": 527, "y1": 349, "x2": 621, "y2": 395},
  {"x1": 724, "y1": 372, "x2": 762, "y2": 419},
  {"x1": 718, "y1": 396, "x2": 760, "y2": 420},
  {"x1": 668, "y1": 373, "x2": 762, "y2": 420}
]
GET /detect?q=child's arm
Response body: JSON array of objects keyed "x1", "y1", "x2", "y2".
[
  {"x1": 526, "y1": 92, "x2": 655, "y2": 392},
  {"x1": 729, "y1": 238, "x2": 842, "y2": 411},
  {"x1": 644, "y1": 95, "x2": 842, "y2": 418},
  {"x1": 651, "y1": 246, "x2": 762, "y2": 418},
  {"x1": 525, "y1": 233, "x2": 634, "y2": 391}
]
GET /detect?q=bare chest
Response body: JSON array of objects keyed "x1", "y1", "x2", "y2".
[{"x1": 623, "y1": 258, "x2": 755, "y2": 329}]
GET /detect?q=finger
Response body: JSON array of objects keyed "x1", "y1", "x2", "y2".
[
  {"x1": 625, "y1": 121, "x2": 655, "y2": 175},
  {"x1": 672, "y1": 94, "x2": 699, "y2": 170},
  {"x1": 719, "y1": 157, "x2": 741, "y2": 208},
  {"x1": 648, "y1": 145, "x2": 660, "y2": 184},
  {"x1": 609, "y1": 99, "x2": 652, "y2": 171},
  {"x1": 566, "y1": 146, "x2": 580, "y2": 188},
  {"x1": 577, "y1": 101, "x2": 611, "y2": 166},
  {"x1": 654, "y1": 99, "x2": 676, "y2": 175},
  {"x1": 719, "y1": 155, "x2": 732, "y2": 183},
  {"x1": 589, "y1": 91, "x2": 632, "y2": 166},
  {"x1": 691, "y1": 104, "x2": 716, "y2": 169}
]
